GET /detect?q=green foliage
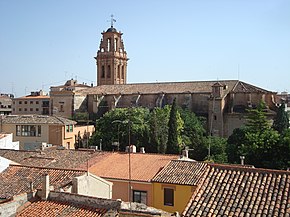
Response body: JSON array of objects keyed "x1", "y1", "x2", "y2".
[
  {"x1": 273, "y1": 102, "x2": 289, "y2": 134},
  {"x1": 246, "y1": 101, "x2": 270, "y2": 133},
  {"x1": 206, "y1": 136, "x2": 228, "y2": 163},
  {"x1": 167, "y1": 98, "x2": 183, "y2": 154}
]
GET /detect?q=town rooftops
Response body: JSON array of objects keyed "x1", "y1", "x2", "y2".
[
  {"x1": 1, "y1": 114, "x2": 76, "y2": 125},
  {"x1": 0, "y1": 149, "x2": 109, "y2": 169},
  {"x1": 0, "y1": 165, "x2": 85, "y2": 199},
  {"x1": 78, "y1": 80, "x2": 274, "y2": 96},
  {"x1": 183, "y1": 163, "x2": 290, "y2": 216},
  {"x1": 152, "y1": 160, "x2": 208, "y2": 186},
  {"x1": 87, "y1": 152, "x2": 179, "y2": 182}
]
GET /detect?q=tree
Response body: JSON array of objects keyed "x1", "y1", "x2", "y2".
[
  {"x1": 273, "y1": 102, "x2": 289, "y2": 134},
  {"x1": 167, "y1": 98, "x2": 183, "y2": 154}
]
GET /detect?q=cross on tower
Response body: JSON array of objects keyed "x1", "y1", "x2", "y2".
[{"x1": 110, "y1": 14, "x2": 116, "y2": 28}]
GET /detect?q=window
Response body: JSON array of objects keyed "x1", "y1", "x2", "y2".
[
  {"x1": 30, "y1": 101, "x2": 33, "y2": 104},
  {"x1": 60, "y1": 105, "x2": 64, "y2": 112},
  {"x1": 114, "y1": 38, "x2": 118, "y2": 51},
  {"x1": 36, "y1": 101, "x2": 39, "y2": 104},
  {"x1": 24, "y1": 108, "x2": 27, "y2": 111},
  {"x1": 24, "y1": 101, "x2": 27, "y2": 104},
  {"x1": 66, "y1": 125, "x2": 73, "y2": 132},
  {"x1": 133, "y1": 190, "x2": 147, "y2": 204},
  {"x1": 16, "y1": 125, "x2": 41, "y2": 137},
  {"x1": 101, "y1": 65, "x2": 105, "y2": 78},
  {"x1": 19, "y1": 101, "x2": 22, "y2": 104},
  {"x1": 30, "y1": 108, "x2": 33, "y2": 111},
  {"x1": 19, "y1": 108, "x2": 22, "y2": 111},
  {"x1": 164, "y1": 188, "x2": 174, "y2": 206},
  {"x1": 107, "y1": 65, "x2": 111, "y2": 78},
  {"x1": 36, "y1": 108, "x2": 39, "y2": 111},
  {"x1": 107, "y1": 38, "x2": 111, "y2": 51}
]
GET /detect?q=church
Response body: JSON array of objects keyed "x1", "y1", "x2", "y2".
[{"x1": 50, "y1": 22, "x2": 278, "y2": 138}]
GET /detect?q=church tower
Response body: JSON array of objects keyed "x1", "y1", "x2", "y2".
[{"x1": 95, "y1": 17, "x2": 128, "y2": 86}]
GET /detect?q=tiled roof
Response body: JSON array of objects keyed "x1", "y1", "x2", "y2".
[
  {"x1": 15, "y1": 95, "x2": 50, "y2": 99},
  {"x1": 88, "y1": 152, "x2": 178, "y2": 182},
  {"x1": 152, "y1": 160, "x2": 208, "y2": 185},
  {"x1": 183, "y1": 164, "x2": 290, "y2": 217},
  {"x1": 0, "y1": 165, "x2": 85, "y2": 199},
  {"x1": 1, "y1": 115, "x2": 76, "y2": 125},
  {"x1": 16, "y1": 199, "x2": 107, "y2": 217},
  {"x1": 78, "y1": 80, "x2": 274, "y2": 96},
  {"x1": 0, "y1": 149, "x2": 109, "y2": 169}
]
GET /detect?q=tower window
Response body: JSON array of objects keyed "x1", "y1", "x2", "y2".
[
  {"x1": 101, "y1": 65, "x2": 105, "y2": 78},
  {"x1": 107, "y1": 38, "x2": 111, "y2": 51},
  {"x1": 107, "y1": 65, "x2": 111, "y2": 78},
  {"x1": 114, "y1": 38, "x2": 118, "y2": 51},
  {"x1": 122, "y1": 65, "x2": 125, "y2": 79}
]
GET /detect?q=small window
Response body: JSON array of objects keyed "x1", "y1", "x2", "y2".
[
  {"x1": 19, "y1": 108, "x2": 22, "y2": 111},
  {"x1": 60, "y1": 105, "x2": 64, "y2": 112},
  {"x1": 30, "y1": 101, "x2": 33, "y2": 104},
  {"x1": 24, "y1": 101, "x2": 27, "y2": 104},
  {"x1": 164, "y1": 188, "x2": 174, "y2": 206},
  {"x1": 24, "y1": 108, "x2": 27, "y2": 111},
  {"x1": 107, "y1": 65, "x2": 111, "y2": 78},
  {"x1": 214, "y1": 115, "x2": 217, "y2": 120},
  {"x1": 19, "y1": 101, "x2": 22, "y2": 104},
  {"x1": 13, "y1": 101, "x2": 15, "y2": 104},
  {"x1": 36, "y1": 101, "x2": 39, "y2": 104},
  {"x1": 30, "y1": 108, "x2": 33, "y2": 111},
  {"x1": 101, "y1": 65, "x2": 105, "y2": 78},
  {"x1": 133, "y1": 190, "x2": 147, "y2": 204},
  {"x1": 36, "y1": 108, "x2": 39, "y2": 111}
]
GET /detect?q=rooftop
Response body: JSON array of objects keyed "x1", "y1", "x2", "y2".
[
  {"x1": 152, "y1": 160, "x2": 208, "y2": 186},
  {"x1": 183, "y1": 163, "x2": 290, "y2": 216},
  {"x1": 0, "y1": 165, "x2": 85, "y2": 199},
  {"x1": 1, "y1": 115, "x2": 76, "y2": 125},
  {"x1": 87, "y1": 152, "x2": 178, "y2": 182},
  {"x1": 0, "y1": 149, "x2": 109, "y2": 169},
  {"x1": 78, "y1": 80, "x2": 274, "y2": 96}
]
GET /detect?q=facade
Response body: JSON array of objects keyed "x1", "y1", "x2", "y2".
[
  {"x1": 152, "y1": 160, "x2": 207, "y2": 213},
  {"x1": 12, "y1": 90, "x2": 50, "y2": 115},
  {"x1": 50, "y1": 79, "x2": 91, "y2": 119},
  {"x1": 0, "y1": 114, "x2": 77, "y2": 149},
  {"x1": 0, "y1": 93, "x2": 13, "y2": 115}
]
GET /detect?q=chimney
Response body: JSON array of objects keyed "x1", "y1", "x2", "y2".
[
  {"x1": 41, "y1": 173, "x2": 50, "y2": 200},
  {"x1": 240, "y1": 156, "x2": 245, "y2": 165},
  {"x1": 140, "y1": 147, "x2": 145, "y2": 153},
  {"x1": 30, "y1": 181, "x2": 34, "y2": 192},
  {"x1": 182, "y1": 149, "x2": 189, "y2": 158}
]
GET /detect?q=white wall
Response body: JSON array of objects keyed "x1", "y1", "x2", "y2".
[
  {"x1": 73, "y1": 173, "x2": 113, "y2": 199},
  {"x1": 0, "y1": 133, "x2": 19, "y2": 150},
  {"x1": 0, "y1": 156, "x2": 10, "y2": 172}
]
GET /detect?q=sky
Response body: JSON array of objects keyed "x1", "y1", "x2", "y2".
[{"x1": 0, "y1": 0, "x2": 289, "y2": 97}]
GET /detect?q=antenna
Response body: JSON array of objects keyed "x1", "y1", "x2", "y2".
[{"x1": 237, "y1": 64, "x2": 240, "y2": 80}]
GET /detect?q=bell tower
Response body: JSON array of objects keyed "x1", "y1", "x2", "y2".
[{"x1": 95, "y1": 16, "x2": 129, "y2": 86}]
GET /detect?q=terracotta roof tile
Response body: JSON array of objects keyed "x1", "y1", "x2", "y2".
[
  {"x1": 183, "y1": 164, "x2": 290, "y2": 216},
  {"x1": 0, "y1": 165, "x2": 85, "y2": 199},
  {"x1": 152, "y1": 160, "x2": 208, "y2": 185},
  {"x1": 1, "y1": 115, "x2": 76, "y2": 125},
  {"x1": 0, "y1": 149, "x2": 109, "y2": 169},
  {"x1": 16, "y1": 199, "x2": 107, "y2": 217},
  {"x1": 78, "y1": 80, "x2": 274, "y2": 96},
  {"x1": 88, "y1": 152, "x2": 178, "y2": 182}
]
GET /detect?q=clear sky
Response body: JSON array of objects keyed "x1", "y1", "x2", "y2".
[{"x1": 0, "y1": 0, "x2": 289, "y2": 97}]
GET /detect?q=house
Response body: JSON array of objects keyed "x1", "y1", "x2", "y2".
[
  {"x1": 0, "y1": 114, "x2": 77, "y2": 149},
  {"x1": 86, "y1": 151, "x2": 179, "y2": 207},
  {"x1": 0, "y1": 93, "x2": 13, "y2": 115},
  {"x1": 151, "y1": 160, "x2": 207, "y2": 214},
  {"x1": 12, "y1": 90, "x2": 50, "y2": 115},
  {"x1": 50, "y1": 79, "x2": 91, "y2": 119},
  {"x1": 182, "y1": 163, "x2": 290, "y2": 216}
]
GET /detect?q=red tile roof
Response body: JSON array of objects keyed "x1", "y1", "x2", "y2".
[
  {"x1": 0, "y1": 165, "x2": 85, "y2": 199},
  {"x1": 16, "y1": 199, "x2": 107, "y2": 217},
  {"x1": 183, "y1": 164, "x2": 290, "y2": 216},
  {"x1": 88, "y1": 152, "x2": 178, "y2": 182},
  {"x1": 152, "y1": 160, "x2": 208, "y2": 185}
]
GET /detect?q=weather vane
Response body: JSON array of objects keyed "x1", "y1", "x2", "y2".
[{"x1": 109, "y1": 14, "x2": 116, "y2": 28}]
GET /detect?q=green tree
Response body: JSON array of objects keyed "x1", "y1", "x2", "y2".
[
  {"x1": 167, "y1": 98, "x2": 183, "y2": 154},
  {"x1": 246, "y1": 101, "x2": 270, "y2": 133},
  {"x1": 273, "y1": 102, "x2": 289, "y2": 134}
]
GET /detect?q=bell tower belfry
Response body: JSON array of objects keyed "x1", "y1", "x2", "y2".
[{"x1": 95, "y1": 16, "x2": 128, "y2": 86}]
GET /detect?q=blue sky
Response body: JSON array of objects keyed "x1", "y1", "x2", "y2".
[{"x1": 0, "y1": 0, "x2": 289, "y2": 97}]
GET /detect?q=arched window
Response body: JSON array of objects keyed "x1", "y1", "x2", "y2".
[
  {"x1": 114, "y1": 38, "x2": 118, "y2": 51},
  {"x1": 101, "y1": 65, "x2": 105, "y2": 78},
  {"x1": 101, "y1": 47, "x2": 105, "y2": 52},
  {"x1": 122, "y1": 65, "x2": 125, "y2": 79},
  {"x1": 117, "y1": 65, "x2": 120, "y2": 78},
  {"x1": 107, "y1": 38, "x2": 111, "y2": 51}
]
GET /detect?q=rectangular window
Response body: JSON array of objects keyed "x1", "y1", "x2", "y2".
[
  {"x1": 24, "y1": 101, "x2": 27, "y2": 104},
  {"x1": 164, "y1": 188, "x2": 174, "y2": 206},
  {"x1": 16, "y1": 125, "x2": 39, "y2": 137},
  {"x1": 19, "y1": 108, "x2": 22, "y2": 111},
  {"x1": 19, "y1": 101, "x2": 22, "y2": 104},
  {"x1": 133, "y1": 190, "x2": 147, "y2": 204},
  {"x1": 30, "y1": 108, "x2": 33, "y2": 111},
  {"x1": 37, "y1": 125, "x2": 41, "y2": 137},
  {"x1": 24, "y1": 108, "x2": 27, "y2": 111},
  {"x1": 36, "y1": 101, "x2": 39, "y2": 104},
  {"x1": 69, "y1": 125, "x2": 73, "y2": 132},
  {"x1": 30, "y1": 101, "x2": 33, "y2": 104},
  {"x1": 36, "y1": 108, "x2": 39, "y2": 111}
]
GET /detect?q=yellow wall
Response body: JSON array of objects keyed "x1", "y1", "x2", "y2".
[{"x1": 153, "y1": 182, "x2": 195, "y2": 214}]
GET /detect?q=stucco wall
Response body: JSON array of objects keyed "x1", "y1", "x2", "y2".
[{"x1": 153, "y1": 183, "x2": 195, "y2": 214}]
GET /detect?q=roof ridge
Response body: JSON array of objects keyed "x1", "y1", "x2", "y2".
[{"x1": 9, "y1": 164, "x2": 87, "y2": 172}]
